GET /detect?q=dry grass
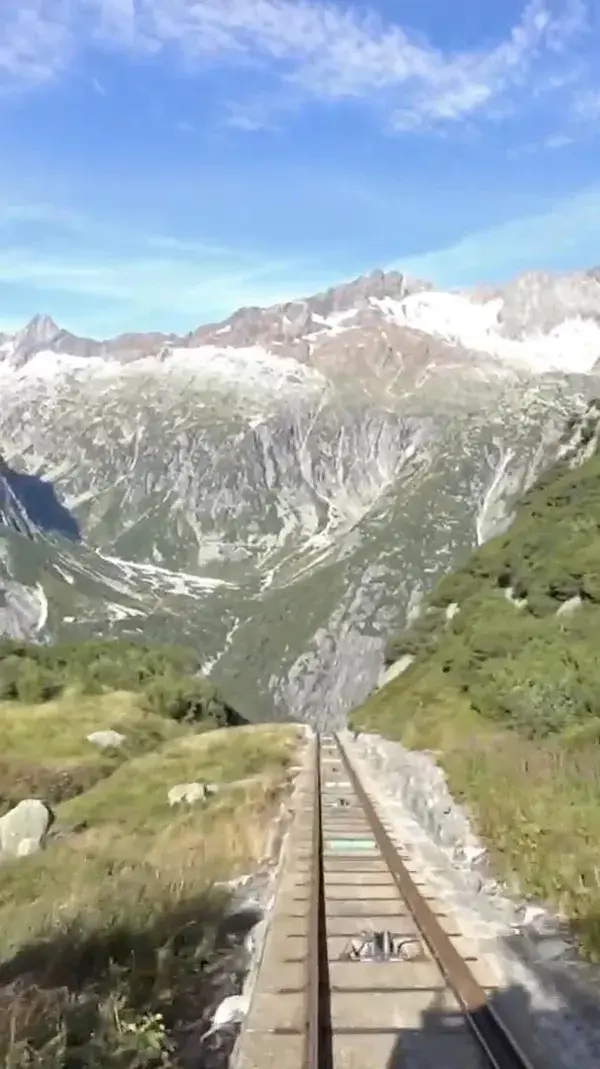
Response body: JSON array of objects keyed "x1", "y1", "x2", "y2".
[{"x1": 0, "y1": 715, "x2": 304, "y2": 1067}]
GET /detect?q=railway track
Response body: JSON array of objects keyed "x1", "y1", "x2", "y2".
[{"x1": 235, "y1": 732, "x2": 537, "y2": 1069}]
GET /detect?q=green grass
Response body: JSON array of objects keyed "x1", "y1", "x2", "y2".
[
  {"x1": 350, "y1": 403, "x2": 600, "y2": 960},
  {"x1": 0, "y1": 676, "x2": 303, "y2": 1067},
  {"x1": 0, "y1": 723, "x2": 300, "y2": 946},
  {"x1": 60, "y1": 722, "x2": 299, "y2": 841},
  {"x1": 0, "y1": 688, "x2": 184, "y2": 760},
  {"x1": 0, "y1": 689, "x2": 186, "y2": 814}
]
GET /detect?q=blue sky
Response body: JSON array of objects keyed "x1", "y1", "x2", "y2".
[{"x1": 0, "y1": 0, "x2": 599, "y2": 338}]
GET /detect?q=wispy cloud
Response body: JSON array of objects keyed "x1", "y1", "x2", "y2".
[
  {"x1": 395, "y1": 184, "x2": 600, "y2": 286},
  {"x1": 543, "y1": 133, "x2": 574, "y2": 149},
  {"x1": 0, "y1": 199, "x2": 258, "y2": 262},
  {"x1": 574, "y1": 88, "x2": 600, "y2": 119},
  {"x1": 0, "y1": 2, "x2": 74, "y2": 91},
  {"x1": 223, "y1": 98, "x2": 282, "y2": 133},
  {"x1": 0, "y1": 1, "x2": 595, "y2": 134},
  {"x1": 0, "y1": 199, "x2": 334, "y2": 331},
  {"x1": 91, "y1": 76, "x2": 108, "y2": 95},
  {"x1": 507, "y1": 131, "x2": 575, "y2": 156},
  {"x1": 0, "y1": 200, "x2": 89, "y2": 230}
]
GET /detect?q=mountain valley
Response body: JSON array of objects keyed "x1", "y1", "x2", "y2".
[{"x1": 2, "y1": 266, "x2": 600, "y2": 724}]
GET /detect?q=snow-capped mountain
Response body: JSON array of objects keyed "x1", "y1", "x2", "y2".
[{"x1": 1, "y1": 266, "x2": 599, "y2": 726}]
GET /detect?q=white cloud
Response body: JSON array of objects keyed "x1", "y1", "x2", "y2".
[
  {"x1": 0, "y1": 0, "x2": 595, "y2": 132},
  {"x1": 0, "y1": 2, "x2": 74, "y2": 90}
]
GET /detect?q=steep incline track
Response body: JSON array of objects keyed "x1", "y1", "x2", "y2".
[{"x1": 234, "y1": 733, "x2": 537, "y2": 1069}]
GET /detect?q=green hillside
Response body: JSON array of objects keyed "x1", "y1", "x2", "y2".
[
  {"x1": 350, "y1": 401, "x2": 600, "y2": 958},
  {"x1": 0, "y1": 637, "x2": 301, "y2": 1066}
]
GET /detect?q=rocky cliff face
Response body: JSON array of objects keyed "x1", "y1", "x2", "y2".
[{"x1": 1, "y1": 267, "x2": 600, "y2": 724}]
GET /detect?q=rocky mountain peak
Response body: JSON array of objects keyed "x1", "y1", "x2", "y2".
[
  {"x1": 4, "y1": 313, "x2": 63, "y2": 370},
  {"x1": 186, "y1": 268, "x2": 433, "y2": 364},
  {"x1": 496, "y1": 268, "x2": 600, "y2": 339},
  {"x1": 18, "y1": 314, "x2": 60, "y2": 346},
  {"x1": 305, "y1": 267, "x2": 428, "y2": 317}
]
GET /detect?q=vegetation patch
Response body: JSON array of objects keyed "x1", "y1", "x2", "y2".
[
  {"x1": 0, "y1": 637, "x2": 247, "y2": 811},
  {"x1": 0, "y1": 638, "x2": 243, "y2": 727},
  {"x1": 350, "y1": 403, "x2": 600, "y2": 959},
  {"x1": 0, "y1": 636, "x2": 302, "y2": 1067}
]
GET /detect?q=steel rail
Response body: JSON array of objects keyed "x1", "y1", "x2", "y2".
[
  {"x1": 304, "y1": 732, "x2": 333, "y2": 1069},
  {"x1": 333, "y1": 731, "x2": 538, "y2": 1069}
]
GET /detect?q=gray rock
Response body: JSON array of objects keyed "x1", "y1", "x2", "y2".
[
  {"x1": 16, "y1": 837, "x2": 40, "y2": 857},
  {"x1": 557, "y1": 594, "x2": 581, "y2": 616},
  {"x1": 461, "y1": 870, "x2": 484, "y2": 895},
  {"x1": 86, "y1": 730, "x2": 126, "y2": 749},
  {"x1": 168, "y1": 781, "x2": 207, "y2": 806},
  {"x1": 378, "y1": 655, "x2": 413, "y2": 687},
  {"x1": 0, "y1": 799, "x2": 53, "y2": 858},
  {"x1": 530, "y1": 934, "x2": 576, "y2": 963}
]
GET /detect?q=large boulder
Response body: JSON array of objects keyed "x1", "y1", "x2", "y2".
[{"x1": 0, "y1": 799, "x2": 53, "y2": 858}]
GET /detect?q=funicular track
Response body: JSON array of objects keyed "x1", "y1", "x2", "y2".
[{"x1": 235, "y1": 733, "x2": 538, "y2": 1069}]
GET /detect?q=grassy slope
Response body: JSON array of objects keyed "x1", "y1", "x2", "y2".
[
  {"x1": 0, "y1": 651, "x2": 303, "y2": 1067},
  {"x1": 0, "y1": 689, "x2": 187, "y2": 811},
  {"x1": 350, "y1": 405, "x2": 600, "y2": 959}
]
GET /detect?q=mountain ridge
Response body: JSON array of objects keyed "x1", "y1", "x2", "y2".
[{"x1": 4, "y1": 264, "x2": 600, "y2": 381}]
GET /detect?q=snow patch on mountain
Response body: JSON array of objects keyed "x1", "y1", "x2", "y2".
[
  {"x1": 476, "y1": 448, "x2": 516, "y2": 546},
  {"x1": 34, "y1": 583, "x2": 48, "y2": 632},
  {"x1": 0, "y1": 338, "x2": 328, "y2": 400},
  {"x1": 0, "y1": 575, "x2": 48, "y2": 640},
  {"x1": 8, "y1": 351, "x2": 110, "y2": 379},
  {"x1": 370, "y1": 292, "x2": 600, "y2": 374},
  {"x1": 167, "y1": 344, "x2": 326, "y2": 393},
  {"x1": 98, "y1": 553, "x2": 235, "y2": 594},
  {"x1": 309, "y1": 309, "x2": 360, "y2": 337}
]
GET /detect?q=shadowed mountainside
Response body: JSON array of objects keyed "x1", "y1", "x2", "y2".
[{"x1": 0, "y1": 456, "x2": 81, "y2": 541}]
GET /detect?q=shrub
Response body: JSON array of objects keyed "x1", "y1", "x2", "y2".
[
  {"x1": 143, "y1": 675, "x2": 237, "y2": 726},
  {"x1": 384, "y1": 609, "x2": 445, "y2": 665},
  {"x1": 0, "y1": 638, "x2": 244, "y2": 726},
  {"x1": 14, "y1": 661, "x2": 61, "y2": 703}
]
